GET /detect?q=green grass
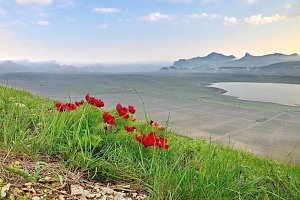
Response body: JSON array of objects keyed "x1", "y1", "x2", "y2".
[{"x1": 0, "y1": 85, "x2": 299, "y2": 199}]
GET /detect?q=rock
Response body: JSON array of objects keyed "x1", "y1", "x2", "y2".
[{"x1": 32, "y1": 196, "x2": 41, "y2": 200}]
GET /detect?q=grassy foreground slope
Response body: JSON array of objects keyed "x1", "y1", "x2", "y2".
[{"x1": 0, "y1": 85, "x2": 299, "y2": 199}]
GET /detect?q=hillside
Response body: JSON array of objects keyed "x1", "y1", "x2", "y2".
[
  {"x1": 163, "y1": 52, "x2": 300, "y2": 75},
  {"x1": 250, "y1": 61, "x2": 300, "y2": 75},
  {"x1": 0, "y1": 86, "x2": 299, "y2": 199}
]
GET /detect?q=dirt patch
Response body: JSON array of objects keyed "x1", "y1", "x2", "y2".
[{"x1": 0, "y1": 149, "x2": 147, "y2": 200}]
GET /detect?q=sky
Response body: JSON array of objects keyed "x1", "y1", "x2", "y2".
[{"x1": 0, "y1": 0, "x2": 299, "y2": 64}]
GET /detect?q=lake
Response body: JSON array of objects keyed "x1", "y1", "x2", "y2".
[{"x1": 209, "y1": 82, "x2": 300, "y2": 106}]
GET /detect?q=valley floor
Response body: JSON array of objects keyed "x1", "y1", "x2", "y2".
[{"x1": 1, "y1": 72, "x2": 300, "y2": 164}]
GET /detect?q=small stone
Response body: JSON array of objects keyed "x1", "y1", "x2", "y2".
[
  {"x1": 25, "y1": 182, "x2": 32, "y2": 187},
  {"x1": 12, "y1": 188, "x2": 23, "y2": 195},
  {"x1": 95, "y1": 193, "x2": 102, "y2": 198},
  {"x1": 99, "y1": 186, "x2": 114, "y2": 195},
  {"x1": 32, "y1": 196, "x2": 41, "y2": 200},
  {"x1": 132, "y1": 193, "x2": 137, "y2": 198},
  {"x1": 86, "y1": 193, "x2": 96, "y2": 198},
  {"x1": 114, "y1": 193, "x2": 126, "y2": 200},
  {"x1": 98, "y1": 195, "x2": 107, "y2": 200},
  {"x1": 58, "y1": 195, "x2": 65, "y2": 200},
  {"x1": 71, "y1": 185, "x2": 84, "y2": 195},
  {"x1": 1, "y1": 183, "x2": 11, "y2": 198},
  {"x1": 107, "y1": 195, "x2": 114, "y2": 199}
]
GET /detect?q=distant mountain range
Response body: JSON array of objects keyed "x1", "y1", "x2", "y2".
[
  {"x1": 162, "y1": 52, "x2": 300, "y2": 75},
  {"x1": 0, "y1": 60, "x2": 163, "y2": 74},
  {"x1": 0, "y1": 60, "x2": 104, "y2": 74}
]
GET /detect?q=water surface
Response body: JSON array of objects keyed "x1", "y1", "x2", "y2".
[{"x1": 209, "y1": 82, "x2": 300, "y2": 106}]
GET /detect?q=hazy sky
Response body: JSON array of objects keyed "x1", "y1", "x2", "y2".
[{"x1": 0, "y1": 0, "x2": 299, "y2": 63}]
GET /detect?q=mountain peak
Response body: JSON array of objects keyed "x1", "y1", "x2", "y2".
[
  {"x1": 244, "y1": 52, "x2": 252, "y2": 57},
  {"x1": 203, "y1": 52, "x2": 236, "y2": 60}
]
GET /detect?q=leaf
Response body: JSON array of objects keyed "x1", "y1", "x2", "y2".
[{"x1": 2, "y1": 164, "x2": 37, "y2": 183}]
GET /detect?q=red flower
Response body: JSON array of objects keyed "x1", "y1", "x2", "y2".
[
  {"x1": 116, "y1": 103, "x2": 122, "y2": 111},
  {"x1": 135, "y1": 132, "x2": 169, "y2": 150},
  {"x1": 116, "y1": 103, "x2": 129, "y2": 119},
  {"x1": 156, "y1": 136, "x2": 169, "y2": 150},
  {"x1": 149, "y1": 120, "x2": 159, "y2": 128},
  {"x1": 135, "y1": 132, "x2": 156, "y2": 147},
  {"x1": 128, "y1": 105, "x2": 136, "y2": 114},
  {"x1": 55, "y1": 101, "x2": 66, "y2": 112},
  {"x1": 149, "y1": 120, "x2": 165, "y2": 130},
  {"x1": 75, "y1": 100, "x2": 85, "y2": 107},
  {"x1": 66, "y1": 103, "x2": 77, "y2": 110},
  {"x1": 85, "y1": 93, "x2": 104, "y2": 108},
  {"x1": 124, "y1": 125, "x2": 135, "y2": 132},
  {"x1": 55, "y1": 101, "x2": 79, "y2": 112},
  {"x1": 103, "y1": 112, "x2": 115, "y2": 126}
]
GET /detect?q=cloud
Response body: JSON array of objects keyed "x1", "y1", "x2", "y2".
[
  {"x1": 285, "y1": 4, "x2": 292, "y2": 9},
  {"x1": 201, "y1": 0, "x2": 217, "y2": 4},
  {"x1": 15, "y1": 0, "x2": 53, "y2": 6},
  {"x1": 37, "y1": 20, "x2": 50, "y2": 26},
  {"x1": 246, "y1": 0, "x2": 258, "y2": 3},
  {"x1": 224, "y1": 16, "x2": 239, "y2": 25},
  {"x1": 189, "y1": 12, "x2": 222, "y2": 19},
  {"x1": 159, "y1": 0, "x2": 192, "y2": 3},
  {"x1": 97, "y1": 23, "x2": 108, "y2": 29},
  {"x1": 138, "y1": 12, "x2": 170, "y2": 22},
  {"x1": 93, "y1": 7, "x2": 120, "y2": 14},
  {"x1": 244, "y1": 14, "x2": 286, "y2": 25},
  {"x1": 58, "y1": 0, "x2": 75, "y2": 8}
]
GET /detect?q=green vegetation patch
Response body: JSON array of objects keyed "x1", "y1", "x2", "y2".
[{"x1": 0, "y1": 85, "x2": 299, "y2": 199}]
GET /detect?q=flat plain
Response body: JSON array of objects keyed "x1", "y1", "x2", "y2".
[{"x1": 1, "y1": 72, "x2": 300, "y2": 163}]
